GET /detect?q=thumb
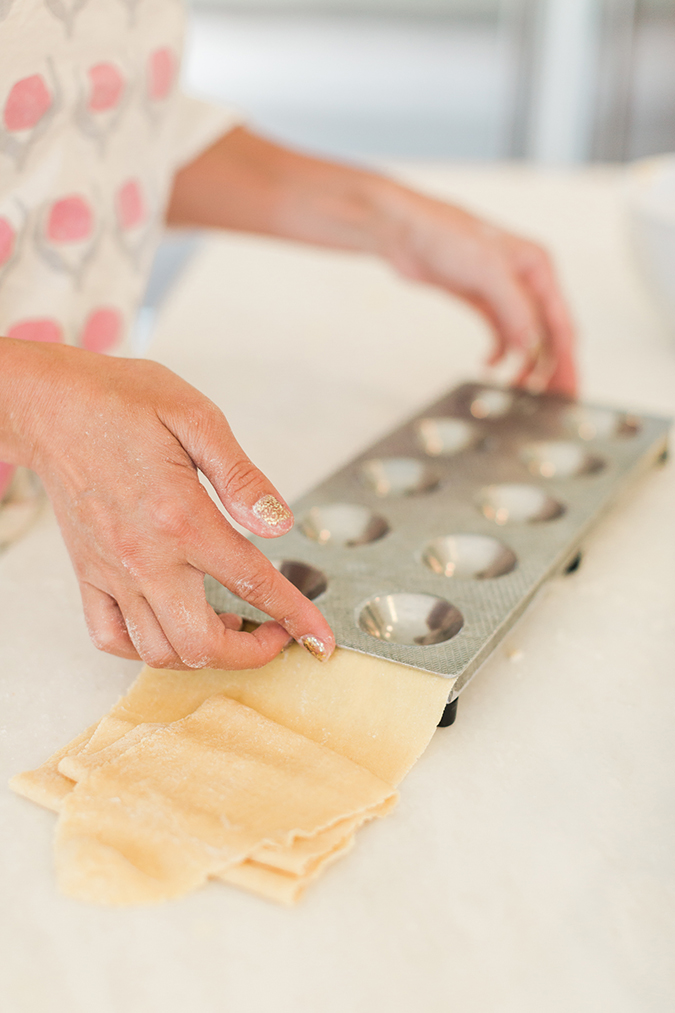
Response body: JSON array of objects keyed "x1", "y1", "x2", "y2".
[{"x1": 161, "y1": 396, "x2": 294, "y2": 539}]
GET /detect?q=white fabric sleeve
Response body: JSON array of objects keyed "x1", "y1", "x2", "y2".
[{"x1": 171, "y1": 93, "x2": 244, "y2": 170}]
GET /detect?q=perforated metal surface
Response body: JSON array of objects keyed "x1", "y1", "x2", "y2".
[{"x1": 205, "y1": 383, "x2": 670, "y2": 698}]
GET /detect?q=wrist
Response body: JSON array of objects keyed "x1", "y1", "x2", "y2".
[
  {"x1": 0, "y1": 338, "x2": 70, "y2": 470},
  {"x1": 363, "y1": 176, "x2": 433, "y2": 274}
]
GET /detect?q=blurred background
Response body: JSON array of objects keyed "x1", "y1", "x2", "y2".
[{"x1": 184, "y1": 0, "x2": 675, "y2": 165}]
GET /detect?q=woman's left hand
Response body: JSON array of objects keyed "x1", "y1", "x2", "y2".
[
  {"x1": 374, "y1": 184, "x2": 577, "y2": 397},
  {"x1": 169, "y1": 128, "x2": 577, "y2": 397}
]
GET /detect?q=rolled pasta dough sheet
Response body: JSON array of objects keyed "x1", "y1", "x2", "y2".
[{"x1": 64, "y1": 644, "x2": 451, "y2": 786}]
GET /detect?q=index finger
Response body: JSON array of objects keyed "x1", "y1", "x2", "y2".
[
  {"x1": 197, "y1": 535, "x2": 335, "y2": 660},
  {"x1": 176, "y1": 497, "x2": 335, "y2": 662},
  {"x1": 142, "y1": 572, "x2": 298, "y2": 670},
  {"x1": 517, "y1": 249, "x2": 578, "y2": 397}
]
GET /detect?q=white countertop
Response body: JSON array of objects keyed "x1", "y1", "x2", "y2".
[{"x1": 2, "y1": 163, "x2": 674, "y2": 1013}]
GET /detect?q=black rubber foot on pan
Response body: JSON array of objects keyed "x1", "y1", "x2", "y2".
[
  {"x1": 564, "y1": 550, "x2": 583, "y2": 575},
  {"x1": 438, "y1": 698, "x2": 458, "y2": 728}
]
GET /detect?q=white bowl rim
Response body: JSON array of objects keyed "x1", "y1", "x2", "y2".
[{"x1": 626, "y1": 154, "x2": 675, "y2": 224}]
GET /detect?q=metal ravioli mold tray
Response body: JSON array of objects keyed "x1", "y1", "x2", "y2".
[{"x1": 205, "y1": 382, "x2": 670, "y2": 702}]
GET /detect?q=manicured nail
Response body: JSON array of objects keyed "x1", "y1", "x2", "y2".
[
  {"x1": 527, "y1": 331, "x2": 545, "y2": 359},
  {"x1": 252, "y1": 494, "x2": 292, "y2": 530},
  {"x1": 299, "y1": 635, "x2": 331, "y2": 662}
]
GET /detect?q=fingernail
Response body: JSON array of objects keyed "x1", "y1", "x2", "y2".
[
  {"x1": 252, "y1": 494, "x2": 293, "y2": 530},
  {"x1": 527, "y1": 330, "x2": 544, "y2": 357},
  {"x1": 299, "y1": 635, "x2": 331, "y2": 662}
]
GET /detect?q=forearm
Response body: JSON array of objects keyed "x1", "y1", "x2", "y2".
[{"x1": 165, "y1": 126, "x2": 401, "y2": 256}]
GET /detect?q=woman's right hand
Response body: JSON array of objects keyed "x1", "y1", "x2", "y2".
[{"x1": 0, "y1": 338, "x2": 335, "y2": 670}]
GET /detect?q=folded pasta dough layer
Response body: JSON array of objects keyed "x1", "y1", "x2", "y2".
[
  {"x1": 11, "y1": 645, "x2": 451, "y2": 905},
  {"x1": 56, "y1": 694, "x2": 397, "y2": 906},
  {"x1": 10, "y1": 723, "x2": 99, "y2": 811},
  {"x1": 58, "y1": 724, "x2": 378, "y2": 879},
  {"x1": 217, "y1": 838, "x2": 356, "y2": 907},
  {"x1": 56, "y1": 721, "x2": 381, "y2": 900}
]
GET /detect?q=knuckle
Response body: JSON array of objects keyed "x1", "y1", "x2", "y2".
[
  {"x1": 524, "y1": 242, "x2": 552, "y2": 275},
  {"x1": 181, "y1": 653, "x2": 211, "y2": 670},
  {"x1": 89, "y1": 627, "x2": 124, "y2": 655},
  {"x1": 150, "y1": 499, "x2": 193, "y2": 541},
  {"x1": 180, "y1": 643, "x2": 215, "y2": 669},
  {"x1": 140, "y1": 358, "x2": 172, "y2": 383},
  {"x1": 187, "y1": 398, "x2": 226, "y2": 446},
  {"x1": 221, "y1": 456, "x2": 262, "y2": 500},
  {"x1": 141, "y1": 646, "x2": 181, "y2": 670},
  {"x1": 124, "y1": 615, "x2": 182, "y2": 668},
  {"x1": 231, "y1": 567, "x2": 278, "y2": 609},
  {"x1": 115, "y1": 544, "x2": 152, "y2": 584},
  {"x1": 530, "y1": 241, "x2": 550, "y2": 262},
  {"x1": 197, "y1": 398, "x2": 225, "y2": 430}
]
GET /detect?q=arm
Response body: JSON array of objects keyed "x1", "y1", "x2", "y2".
[{"x1": 167, "y1": 127, "x2": 577, "y2": 396}]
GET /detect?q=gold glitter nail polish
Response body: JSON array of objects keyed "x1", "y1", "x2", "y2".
[
  {"x1": 300, "y1": 635, "x2": 329, "y2": 662},
  {"x1": 252, "y1": 494, "x2": 292, "y2": 529}
]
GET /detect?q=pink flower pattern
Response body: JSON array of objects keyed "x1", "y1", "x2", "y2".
[
  {"x1": 8, "y1": 318, "x2": 63, "y2": 342},
  {"x1": 147, "y1": 47, "x2": 175, "y2": 102},
  {"x1": 3, "y1": 74, "x2": 52, "y2": 131},
  {"x1": 87, "y1": 62, "x2": 124, "y2": 112},
  {"x1": 74, "y1": 59, "x2": 128, "y2": 153},
  {"x1": 81, "y1": 305, "x2": 121, "y2": 351},
  {"x1": 116, "y1": 178, "x2": 145, "y2": 230},
  {"x1": 0, "y1": 1, "x2": 237, "y2": 488},
  {"x1": 0, "y1": 217, "x2": 15, "y2": 266},
  {"x1": 0, "y1": 60, "x2": 60, "y2": 168},
  {"x1": 47, "y1": 194, "x2": 93, "y2": 242},
  {"x1": 0, "y1": 0, "x2": 235, "y2": 365},
  {"x1": 37, "y1": 192, "x2": 100, "y2": 284}
]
